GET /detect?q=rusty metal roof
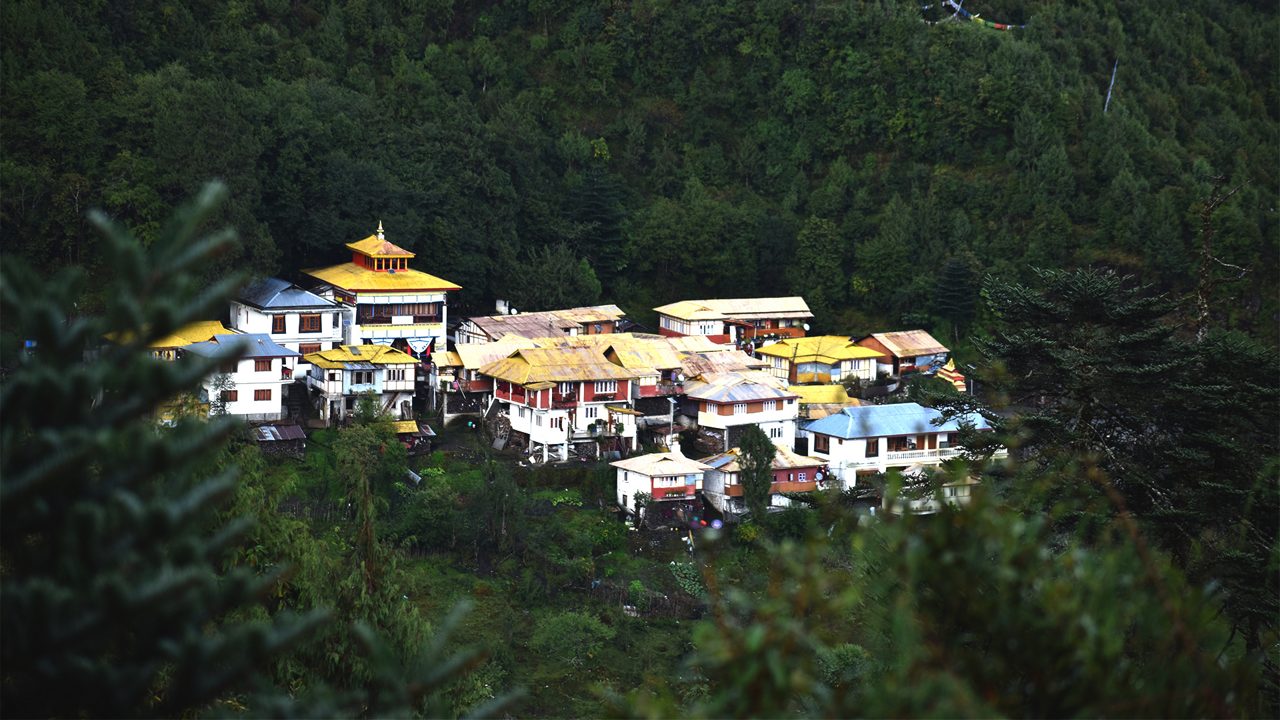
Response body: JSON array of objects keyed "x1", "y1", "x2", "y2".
[
  {"x1": 861, "y1": 330, "x2": 949, "y2": 358},
  {"x1": 465, "y1": 305, "x2": 626, "y2": 341},
  {"x1": 456, "y1": 336, "x2": 539, "y2": 370}
]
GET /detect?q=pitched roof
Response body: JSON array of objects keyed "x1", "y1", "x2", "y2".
[
  {"x1": 699, "y1": 445, "x2": 827, "y2": 473},
  {"x1": 654, "y1": 297, "x2": 813, "y2": 321},
  {"x1": 346, "y1": 233, "x2": 415, "y2": 257},
  {"x1": 680, "y1": 350, "x2": 768, "y2": 377},
  {"x1": 788, "y1": 384, "x2": 858, "y2": 405},
  {"x1": 683, "y1": 371, "x2": 795, "y2": 403},
  {"x1": 303, "y1": 263, "x2": 461, "y2": 293},
  {"x1": 602, "y1": 338, "x2": 686, "y2": 373},
  {"x1": 146, "y1": 321, "x2": 239, "y2": 349},
  {"x1": 236, "y1": 277, "x2": 337, "y2": 311},
  {"x1": 304, "y1": 344, "x2": 417, "y2": 369},
  {"x1": 455, "y1": 336, "x2": 540, "y2": 370},
  {"x1": 804, "y1": 402, "x2": 991, "y2": 439},
  {"x1": 756, "y1": 336, "x2": 885, "y2": 363},
  {"x1": 254, "y1": 424, "x2": 307, "y2": 442},
  {"x1": 184, "y1": 333, "x2": 300, "y2": 359},
  {"x1": 610, "y1": 452, "x2": 710, "y2": 476},
  {"x1": 466, "y1": 305, "x2": 626, "y2": 340},
  {"x1": 479, "y1": 347, "x2": 638, "y2": 385},
  {"x1": 861, "y1": 330, "x2": 948, "y2": 358}
]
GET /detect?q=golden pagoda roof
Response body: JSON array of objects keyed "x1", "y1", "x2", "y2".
[
  {"x1": 346, "y1": 233, "x2": 415, "y2": 258},
  {"x1": 303, "y1": 263, "x2": 461, "y2": 293},
  {"x1": 149, "y1": 321, "x2": 238, "y2": 349}
]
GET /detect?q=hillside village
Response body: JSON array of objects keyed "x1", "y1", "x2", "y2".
[{"x1": 134, "y1": 222, "x2": 1004, "y2": 522}]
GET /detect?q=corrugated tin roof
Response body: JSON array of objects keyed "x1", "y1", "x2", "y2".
[
  {"x1": 466, "y1": 305, "x2": 626, "y2": 340},
  {"x1": 654, "y1": 297, "x2": 813, "y2": 321},
  {"x1": 254, "y1": 424, "x2": 307, "y2": 442},
  {"x1": 304, "y1": 344, "x2": 416, "y2": 369},
  {"x1": 456, "y1": 336, "x2": 540, "y2": 370},
  {"x1": 683, "y1": 371, "x2": 795, "y2": 403},
  {"x1": 789, "y1": 384, "x2": 859, "y2": 405},
  {"x1": 237, "y1": 277, "x2": 337, "y2": 311},
  {"x1": 303, "y1": 263, "x2": 461, "y2": 292},
  {"x1": 698, "y1": 446, "x2": 826, "y2": 473},
  {"x1": 862, "y1": 330, "x2": 948, "y2": 358},
  {"x1": 437, "y1": 350, "x2": 463, "y2": 368},
  {"x1": 804, "y1": 402, "x2": 990, "y2": 439},
  {"x1": 610, "y1": 453, "x2": 711, "y2": 476},
  {"x1": 756, "y1": 336, "x2": 885, "y2": 363},
  {"x1": 680, "y1": 350, "x2": 767, "y2": 377},
  {"x1": 603, "y1": 339, "x2": 685, "y2": 372},
  {"x1": 479, "y1": 346, "x2": 638, "y2": 385},
  {"x1": 185, "y1": 333, "x2": 300, "y2": 359},
  {"x1": 147, "y1": 321, "x2": 239, "y2": 349},
  {"x1": 346, "y1": 234, "x2": 415, "y2": 257}
]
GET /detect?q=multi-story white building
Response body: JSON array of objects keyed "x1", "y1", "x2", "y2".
[
  {"x1": 303, "y1": 345, "x2": 418, "y2": 425},
  {"x1": 303, "y1": 223, "x2": 460, "y2": 358},
  {"x1": 653, "y1": 297, "x2": 813, "y2": 345},
  {"x1": 681, "y1": 371, "x2": 799, "y2": 452},
  {"x1": 183, "y1": 334, "x2": 300, "y2": 421},
  {"x1": 228, "y1": 277, "x2": 343, "y2": 376},
  {"x1": 804, "y1": 402, "x2": 1001, "y2": 488},
  {"x1": 479, "y1": 346, "x2": 640, "y2": 462}
]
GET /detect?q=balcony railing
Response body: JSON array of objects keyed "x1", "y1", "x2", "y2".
[
  {"x1": 656, "y1": 381, "x2": 684, "y2": 395},
  {"x1": 552, "y1": 394, "x2": 577, "y2": 409}
]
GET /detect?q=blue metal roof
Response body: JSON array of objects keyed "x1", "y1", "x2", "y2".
[
  {"x1": 803, "y1": 402, "x2": 990, "y2": 439},
  {"x1": 184, "y1": 334, "x2": 301, "y2": 360},
  {"x1": 236, "y1": 277, "x2": 336, "y2": 311}
]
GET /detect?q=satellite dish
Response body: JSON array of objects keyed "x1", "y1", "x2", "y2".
[
  {"x1": 802, "y1": 323, "x2": 811, "y2": 332},
  {"x1": 510, "y1": 308, "x2": 518, "y2": 315},
  {"x1": 815, "y1": 471, "x2": 825, "y2": 481}
]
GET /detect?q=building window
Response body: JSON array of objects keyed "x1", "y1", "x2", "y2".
[
  {"x1": 299, "y1": 343, "x2": 321, "y2": 355},
  {"x1": 551, "y1": 417, "x2": 565, "y2": 430},
  {"x1": 798, "y1": 472, "x2": 807, "y2": 482},
  {"x1": 271, "y1": 315, "x2": 285, "y2": 333},
  {"x1": 585, "y1": 406, "x2": 599, "y2": 419},
  {"x1": 254, "y1": 359, "x2": 272, "y2": 372},
  {"x1": 254, "y1": 389, "x2": 271, "y2": 401},
  {"x1": 866, "y1": 438, "x2": 880, "y2": 457},
  {"x1": 557, "y1": 381, "x2": 575, "y2": 395},
  {"x1": 814, "y1": 434, "x2": 830, "y2": 453},
  {"x1": 763, "y1": 400, "x2": 779, "y2": 412},
  {"x1": 733, "y1": 403, "x2": 748, "y2": 415},
  {"x1": 328, "y1": 372, "x2": 338, "y2": 382},
  {"x1": 535, "y1": 415, "x2": 543, "y2": 427},
  {"x1": 594, "y1": 380, "x2": 618, "y2": 394},
  {"x1": 387, "y1": 369, "x2": 405, "y2": 382},
  {"x1": 769, "y1": 426, "x2": 782, "y2": 439},
  {"x1": 299, "y1": 314, "x2": 322, "y2": 333},
  {"x1": 222, "y1": 390, "x2": 238, "y2": 402},
  {"x1": 353, "y1": 371, "x2": 373, "y2": 385}
]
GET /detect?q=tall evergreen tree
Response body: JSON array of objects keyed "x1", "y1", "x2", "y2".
[
  {"x1": 788, "y1": 216, "x2": 845, "y2": 329},
  {"x1": 739, "y1": 425, "x2": 777, "y2": 522}
]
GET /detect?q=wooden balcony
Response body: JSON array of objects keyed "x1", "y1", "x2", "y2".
[
  {"x1": 652, "y1": 485, "x2": 697, "y2": 500},
  {"x1": 724, "y1": 480, "x2": 818, "y2": 497},
  {"x1": 552, "y1": 393, "x2": 577, "y2": 409}
]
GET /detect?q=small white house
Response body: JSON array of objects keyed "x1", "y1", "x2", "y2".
[
  {"x1": 804, "y1": 402, "x2": 1001, "y2": 489},
  {"x1": 183, "y1": 334, "x2": 301, "y2": 421},
  {"x1": 229, "y1": 277, "x2": 343, "y2": 375},
  {"x1": 682, "y1": 371, "x2": 799, "y2": 452},
  {"x1": 700, "y1": 445, "x2": 830, "y2": 521},
  {"x1": 610, "y1": 453, "x2": 711, "y2": 524}
]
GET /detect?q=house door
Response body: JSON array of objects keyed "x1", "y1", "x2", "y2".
[{"x1": 925, "y1": 434, "x2": 936, "y2": 450}]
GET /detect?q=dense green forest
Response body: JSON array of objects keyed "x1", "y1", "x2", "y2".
[
  {"x1": 2, "y1": 0, "x2": 1278, "y2": 716},
  {"x1": 2, "y1": 0, "x2": 1277, "y2": 338}
]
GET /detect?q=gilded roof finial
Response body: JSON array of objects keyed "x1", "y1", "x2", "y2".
[{"x1": 376, "y1": 220, "x2": 385, "y2": 240}]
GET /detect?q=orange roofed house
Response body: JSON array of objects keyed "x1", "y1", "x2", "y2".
[{"x1": 303, "y1": 223, "x2": 461, "y2": 359}]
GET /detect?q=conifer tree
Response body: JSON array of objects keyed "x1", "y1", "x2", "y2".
[{"x1": 739, "y1": 425, "x2": 777, "y2": 522}]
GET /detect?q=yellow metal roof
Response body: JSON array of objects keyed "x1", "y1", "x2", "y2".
[
  {"x1": 304, "y1": 344, "x2": 417, "y2": 369},
  {"x1": 437, "y1": 351, "x2": 463, "y2": 368},
  {"x1": 149, "y1": 321, "x2": 239, "y2": 349},
  {"x1": 346, "y1": 234, "x2": 415, "y2": 257},
  {"x1": 303, "y1": 263, "x2": 461, "y2": 293},
  {"x1": 456, "y1": 336, "x2": 539, "y2": 370},
  {"x1": 788, "y1": 384, "x2": 859, "y2": 405},
  {"x1": 756, "y1": 336, "x2": 885, "y2": 363},
  {"x1": 392, "y1": 420, "x2": 421, "y2": 434},
  {"x1": 479, "y1": 346, "x2": 637, "y2": 386}
]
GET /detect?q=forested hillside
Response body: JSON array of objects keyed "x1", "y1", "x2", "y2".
[{"x1": 3, "y1": 0, "x2": 1276, "y2": 338}]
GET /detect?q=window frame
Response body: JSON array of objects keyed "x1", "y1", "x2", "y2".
[
  {"x1": 271, "y1": 315, "x2": 286, "y2": 334},
  {"x1": 254, "y1": 388, "x2": 271, "y2": 401},
  {"x1": 299, "y1": 314, "x2": 322, "y2": 333}
]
